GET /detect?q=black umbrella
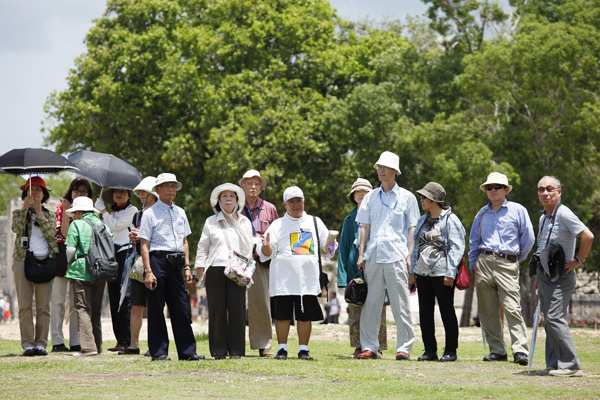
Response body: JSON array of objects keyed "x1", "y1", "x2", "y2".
[
  {"x1": 68, "y1": 150, "x2": 142, "y2": 190},
  {"x1": 0, "y1": 148, "x2": 79, "y2": 176}
]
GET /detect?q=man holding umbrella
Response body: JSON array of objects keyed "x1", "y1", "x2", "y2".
[
  {"x1": 137, "y1": 173, "x2": 204, "y2": 361},
  {"x1": 533, "y1": 176, "x2": 594, "y2": 377}
]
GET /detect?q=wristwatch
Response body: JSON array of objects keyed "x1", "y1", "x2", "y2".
[
  {"x1": 575, "y1": 256, "x2": 584, "y2": 264},
  {"x1": 183, "y1": 263, "x2": 192, "y2": 270}
]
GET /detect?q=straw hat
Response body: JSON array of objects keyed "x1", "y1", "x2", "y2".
[{"x1": 479, "y1": 172, "x2": 513, "y2": 193}]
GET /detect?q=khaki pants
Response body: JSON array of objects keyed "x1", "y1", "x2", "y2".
[
  {"x1": 475, "y1": 253, "x2": 528, "y2": 356},
  {"x1": 50, "y1": 276, "x2": 79, "y2": 347},
  {"x1": 247, "y1": 262, "x2": 273, "y2": 350},
  {"x1": 72, "y1": 280, "x2": 106, "y2": 354},
  {"x1": 12, "y1": 259, "x2": 53, "y2": 349}
]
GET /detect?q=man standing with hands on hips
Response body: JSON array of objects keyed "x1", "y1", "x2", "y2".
[
  {"x1": 533, "y1": 176, "x2": 593, "y2": 377},
  {"x1": 356, "y1": 151, "x2": 419, "y2": 360},
  {"x1": 138, "y1": 173, "x2": 204, "y2": 361},
  {"x1": 239, "y1": 170, "x2": 279, "y2": 357},
  {"x1": 469, "y1": 172, "x2": 534, "y2": 366}
]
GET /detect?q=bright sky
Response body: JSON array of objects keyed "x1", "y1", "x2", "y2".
[{"x1": 0, "y1": 1, "x2": 428, "y2": 156}]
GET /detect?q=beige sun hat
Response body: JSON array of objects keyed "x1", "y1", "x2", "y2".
[
  {"x1": 66, "y1": 197, "x2": 99, "y2": 214},
  {"x1": 347, "y1": 178, "x2": 373, "y2": 201},
  {"x1": 373, "y1": 151, "x2": 401, "y2": 174},
  {"x1": 479, "y1": 172, "x2": 513, "y2": 193},
  {"x1": 210, "y1": 183, "x2": 246, "y2": 213},
  {"x1": 239, "y1": 169, "x2": 267, "y2": 188},
  {"x1": 153, "y1": 173, "x2": 183, "y2": 191}
]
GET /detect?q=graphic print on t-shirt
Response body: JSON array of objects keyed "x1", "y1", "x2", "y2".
[{"x1": 290, "y1": 231, "x2": 314, "y2": 255}]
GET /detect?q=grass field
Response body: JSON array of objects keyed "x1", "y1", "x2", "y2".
[{"x1": 1, "y1": 324, "x2": 598, "y2": 399}]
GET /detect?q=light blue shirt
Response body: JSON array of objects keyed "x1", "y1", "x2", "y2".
[
  {"x1": 138, "y1": 200, "x2": 191, "y2": 252},
  {"x1": 468, "y1": 199, "x2": 535, "y2": 268},
  {"x1": 356, "y1": 183, "x2": 419, "y2": 263}
]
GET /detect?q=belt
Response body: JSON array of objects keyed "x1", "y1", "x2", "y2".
[
  {"x1": 482, "y1": 250, "x2": 517, "y2": 263},
  {"x1": 150, "y1": 250, "x2": 184, "y2": 257}
]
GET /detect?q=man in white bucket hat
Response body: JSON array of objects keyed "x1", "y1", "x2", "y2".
[
  {"x1": 137, "y1": 173, "x2": 204, "y2": 361},
  {"x1": 355, "y1": 151, "x2": 419, "y2": 360},
  {"x1": 239, "y1": 170, "x2": 279, "y2": 357},
  {"x1": 468, "y1": 172, "x2": 534, "y2": 366}
]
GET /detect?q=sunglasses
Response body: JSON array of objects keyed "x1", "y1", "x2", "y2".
[
  {"x1": 486, "y1": 184, "x2": 506, "y2": 191},
  {"x1": 419, "y1": 194, "x2": 428, "y2": 200},
  {"x1": 537, "y1": 186, "x2": 557, "y2": 194}
]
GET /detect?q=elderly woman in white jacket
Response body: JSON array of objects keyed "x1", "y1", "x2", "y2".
[{"x1": 195, "y1": 183, "x2": 253, "y2": 359}]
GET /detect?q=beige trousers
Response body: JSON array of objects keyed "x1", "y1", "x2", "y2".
[
  {"x1": 50, "y1": 276, "x2": 79, "y2": 347},
  {"x1": 247, "y1": 262, "x2": 273, "y2": 350},
  {"x1": 12, "y1": 259, "x2": 53, "y2": 349},
  {"x1": 475, "y1": 253, "x2": 529, "y2": 356}
]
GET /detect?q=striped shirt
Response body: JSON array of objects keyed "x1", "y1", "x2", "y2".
[
  {"x1": 356, "y1": 183, "x2": 419, "y2": 263},
  {"x1": 536, "y1": 203, "x2": 587, "y2": 260},
  {"x1": 138, "y1": 200, "x2": 191, "y2": 252}
]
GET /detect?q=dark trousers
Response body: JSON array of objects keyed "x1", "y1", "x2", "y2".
[
  {"x1": 147, "y1": 253, "x2": 196, "y2": 359},
  {"x1": 107, "y1": 249, "x2": 131, "y2": 347},
  {"x1": 205, "y1": 266, "x2": 246, "y2": 357},
  {"x1": 415, "y1": 275, "x2": 459, "y2": 353},
  {"x1": 72, "y1": 279, "x2": 106, "y2": 353}
]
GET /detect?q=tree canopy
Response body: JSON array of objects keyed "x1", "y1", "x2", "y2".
[{"x1": 44, "y1": 0, "x2": 600, "y2": 268}]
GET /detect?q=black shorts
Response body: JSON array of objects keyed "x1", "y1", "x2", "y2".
[
  {"x1": 272, "y1": 295, "x2": 324, "y2": 322},
  {"x1": 130, "y1": 279, "x2": 147, "y2": 307}
]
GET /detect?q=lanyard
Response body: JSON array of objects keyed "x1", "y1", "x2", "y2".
[
  {"x1": 379, "y1": 190, "x2": 398, "y2": 211},
  {"x1": 246, "y1": 199, "x2": 262, "y2": 235}
]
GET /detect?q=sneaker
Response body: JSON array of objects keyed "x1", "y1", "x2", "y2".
[
  {"x1": 549, "y1": 369, "x2": 584, "y2": 377},
  {"x1": 34, "y1": 346, "x2": 48, "y2": 356},
  {"x1": 274, "y1": 349, "x2": 288, "y2": 360},
  {"x1": 22, "y1": 347, "x2": 36, "y2": 357},
  {"x1": 298, "y1": 350, "x2": 313, "y2": 360},
  {"x1": 535, "y1": 368, "x2": 555, "y2": 376},
  {"x1": 52, "y1": 344, "x2": 70, "y2": 352},
  {"x1": 73, "y1": 351, "x2": 98, "y2": 357}
]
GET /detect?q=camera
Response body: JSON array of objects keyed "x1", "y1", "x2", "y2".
[{"x1": 21, "y1": 237, "x2": 29, "y2": 248}]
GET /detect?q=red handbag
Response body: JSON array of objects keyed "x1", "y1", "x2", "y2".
[{"x1": 455, "y1": 255, "x2": 470, "y2": 290}]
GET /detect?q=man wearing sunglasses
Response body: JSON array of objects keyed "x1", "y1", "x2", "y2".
[{"x1": 468, "y1": 172, "x2": 534, "y2": 366}]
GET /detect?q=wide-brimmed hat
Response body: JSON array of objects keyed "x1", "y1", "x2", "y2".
[
  {"x1": 133, "y1": 176, "x2": 158, "y2": 200},
  {"x1": 20, "y1": 176, "x2": 47, "y2": 191},
  {"x1": 101, "y1": 188, "x2": 132, "y2": 204},
  {"x1": 239, "y1": 169, "x2": 267, "y2": 188},
  {"x1": 153, "y1": 173, "x2": 183, "y2": 191},
  {"x1": 480, "y1": 172, "x2": 513, "y2": 193},
  {"x1": 66, "y1": 197, "x2": 99, "y2": 214},
  {"x1": 210, "y1": 183, "x2": 246, "y2": 213},
  {"x1": 347, "y1": 178, "x2": 373, "y2": 201},
  {"x1": 373, "y1": 151, "x2": 401, "y2": 175},
  {"x1": 283, "y1": 186, "x2": 304, "y2": 202},
  {"x1": 416, "y1": 182, "x2": 446, "y2": 203}
]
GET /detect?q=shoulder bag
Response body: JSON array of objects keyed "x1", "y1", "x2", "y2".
[
  {"x1": 23, "y1": 211, "x2": 57, "y2": 284},
  {"x1": 219, "y1": 220, "x2": 255, "y2": 287}
]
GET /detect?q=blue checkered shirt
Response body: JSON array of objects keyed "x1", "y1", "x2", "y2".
[
  {"x1": 356, "y1": 183, "x2": 420, "y2": 263},
  {"x1": 138, "y1": 200, "x2": 191, "y2": 252}
]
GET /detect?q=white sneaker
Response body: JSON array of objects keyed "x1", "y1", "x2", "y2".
[
  {"x1": 73, "y1": 351, "x2": 98, "y2": 357},
  {"x1": 548, "y1": 368, "x2": 583, "y2": 377}
]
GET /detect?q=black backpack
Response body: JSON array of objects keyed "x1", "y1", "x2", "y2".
[{"x1": 77, "y1": 218, "x2": 119, "y2": 282}]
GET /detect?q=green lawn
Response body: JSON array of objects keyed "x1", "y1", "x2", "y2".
[{"x1": 0, "y1": 325, "x2": 598, "y2": 399}]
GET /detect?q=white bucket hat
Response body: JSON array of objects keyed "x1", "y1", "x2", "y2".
[
  {"x1": 283, "y1": 186, "x2": 304, "y2": 202},
  {"x1": 66, "y1": 197, "x2": 99, "y2": 214},
  {"x1": 347, "y1": 178, "x2": 373, "y2": 201},
  {"x1": 373, "y1": 151, "x2": 401, "y2": 174},
  {"x1": 133, "y1": 176, "x2": 158, "y2": 200},
  {"x1": 239, "y1": 169, "x2": 267, "y2": 188},
  {"x1": 480, "y1": 172, "x2": 513, "y2": 193},
  {"x1": 210, "y1": 183, "x2": 246, "y2": 213},
  {"x1": 153, "y1": 173, "x2": 182, "y2": 191}
]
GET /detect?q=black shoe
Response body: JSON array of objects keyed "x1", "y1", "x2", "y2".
[
  {"x1": 417, "y1": 352, "x2": 438, "y2": 361},
  {"x1": 118, "y1": 348, "x2": 140, "y2": 355},
  {"x1": 274, "y1": 349, "x2": 288, "y2": 360},
  {"x1": 108, "y1": 344, "x2": 126, "y2": 352},
  {"x1": 52, "y1": 344, "x2": 70, "y2": 352},
  {"x1": 183, "y1": 354, "x2": 205, "y2": 361},
  {"x1": 214, "y1": 354, "x2": 226, "y2": 360},
  {"x1": 34, "y1": 346, "x2": 48, "y2": 356},
  {"x1": 298, "y1": 350, "x2": 313, "y2": 360},
  {"x1": 70, "y1": 345, "x2": 81, "y2": 352},
  {"x1": 483, "y1": 353, "x2": 508, "y2": 362},
  {"x1": 439, "y1": 352, "x2": 457, "y2": 362},
  {"x1": 144, "y1": 350, "x2": 151, "y2": 357},
  {"x1": 22, "y1": 347, "x2": 36, "y2": 356},
  {"x1": 514, "y1": 352, "x2": 528, "y2": 366},
  {"x1": 151, "y1": 355, "x2": 171, "y2": 361}
]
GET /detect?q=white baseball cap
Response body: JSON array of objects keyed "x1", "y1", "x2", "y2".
[{"x1": 283, "y1": 186, "x2": 304, "y2": 202}]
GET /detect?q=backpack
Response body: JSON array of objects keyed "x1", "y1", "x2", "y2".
[{"x1": 77, "y1": 218, "x2": 119, "y2": 282}]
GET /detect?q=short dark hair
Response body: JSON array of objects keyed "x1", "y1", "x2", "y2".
[
  {"x1": 21, "y1": 187, "x2": 49, "y2": 203},
  {"x1": 63, "y1": 178, "x2": 93, "y2": 202}
]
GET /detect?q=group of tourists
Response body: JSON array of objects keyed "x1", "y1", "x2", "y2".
[{"x1": 9, "y1": 150, "x2": 593, "y2": 377}]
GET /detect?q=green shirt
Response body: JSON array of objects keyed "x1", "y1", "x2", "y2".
[{"x1": 65, "y1": 213, "x2": 113, "y2": 282}]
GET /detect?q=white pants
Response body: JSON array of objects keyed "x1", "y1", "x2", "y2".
[
  {"x1": 50, "y1": 276, "x2": 79, "y2": 347},
  {"x1": 360, "y1": 259, "x2": 414, "y2": 354}
]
